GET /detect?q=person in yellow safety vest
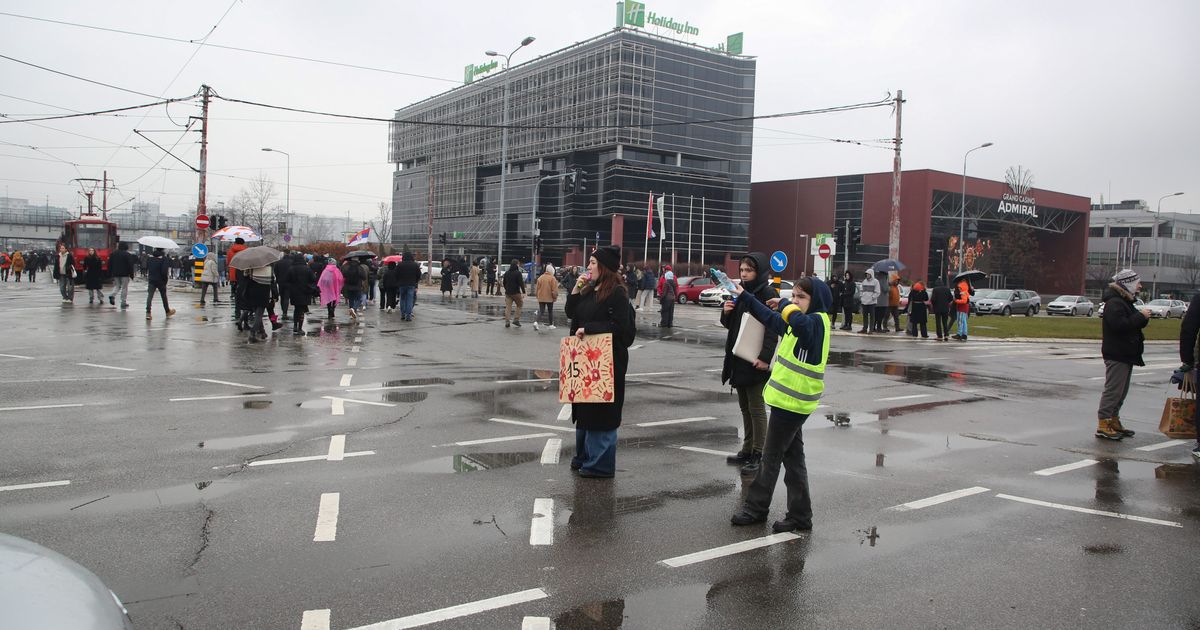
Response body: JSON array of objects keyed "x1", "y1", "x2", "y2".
[{"x1": 727, "y1": 274, "x2": 832, "y2": 534}]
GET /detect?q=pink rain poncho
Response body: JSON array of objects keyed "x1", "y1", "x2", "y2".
[{"x1": 318, "y1": 263, "x2": 345, "y2": 306}]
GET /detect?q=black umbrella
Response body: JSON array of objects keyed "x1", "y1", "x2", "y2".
[
  {"x1": 870, "y1": 258, "x2": 907, "y2": 273},
  {"x1": 953, "y1": 269, "x2": 987, "y2": 284},
  {"x1": 343, "y1": 250, "x2": 377, "y2": 260}
]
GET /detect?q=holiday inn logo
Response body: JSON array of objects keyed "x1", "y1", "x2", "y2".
[
  {"x1": 624, "y1": 1, "x2": 645, "y2": 27},
  {"x1": 621, "y1": 2, "x2": 699, "y2": 36},
  {"x1": 463, "y1": 59, "x2": 499, "y2": 84}
]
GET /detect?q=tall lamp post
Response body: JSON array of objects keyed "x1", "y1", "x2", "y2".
[
  {"x1": 1152, "y1": 191, "x2": 1185, "y2": 298},
  {"x1": 958, "y1": 142, "x2": 994, "y2": 273},
  {"x1": 261, "y1": 147, "x2": 290, "y2": 240},
  {"x1": 485, "y1": 36, "x2": 535, "y2": 268}
]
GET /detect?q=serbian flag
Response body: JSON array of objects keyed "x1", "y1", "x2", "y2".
[
  {"x1": 646, "y1": 191, "x2": 656, "y2": 239},
  {"x1": 347, "y1": 227, "x2": 372, "y2": 246}
]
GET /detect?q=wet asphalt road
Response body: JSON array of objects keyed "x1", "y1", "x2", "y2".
[{"x1": 1, "y1": 278, "x2": 1198, "y2": 630}]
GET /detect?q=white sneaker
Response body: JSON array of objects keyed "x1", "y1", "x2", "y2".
[
  {"x1": 547, "y1": 324, "x2": 557, "y2": 330},
  {"x1": 533, "y1": 322, "x2": 540, "y2": 331}
]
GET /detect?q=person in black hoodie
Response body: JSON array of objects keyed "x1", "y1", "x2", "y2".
[
  {"x1": 381, "y1": 261, "x2": 401, "y2": 312},
  {"x1": 720, "y1": 252, "x2": 779, "y2": 474},
  {"x1": 107, "y1": 242, "x2": 135, "y2": 308},
  {"x1": 1097, "y1": 269, "x2": 1151, "y2": 440},
  {"x1": 145, "y1": 248, "x2": 175, "y2": 320},
  {"x1": 827, "y1": 273, "x2": 843, "y2": 329},
  {"x1": 275, "y1": 254, "x2": 293, "y2": 321},
  {"x1": 395, "y1": 252, "x2": 422, "y2": 321},
  {"x1": 565, "y1": 245, "x2": 637, "y2": 478},
  {"x1": 288, "y1": 253, "x2": 317, "y2": 335},
  {"x1": 838, "y1": 270, "x2": 856, "y2": 330},
  {"x1": 503, "y1": 258, "x2": 526, "y2": 328}
]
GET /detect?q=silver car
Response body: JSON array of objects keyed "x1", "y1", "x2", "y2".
[
  {"x1": 973, "y1": 289, "x2": 1041, "y2": 316},
  {"x1": 1145, "y1": 299, "x2": 1187, "y2": 319},
  {"x1": 0, "y1": 533, "x2": 134, "y2": 629},
  {"x1": 1046, "y1": 295, "x2": 1095, "y2": 316}
]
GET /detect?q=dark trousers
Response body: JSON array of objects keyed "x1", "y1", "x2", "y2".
[
  {"x1": 889, "y1": 306, "x2": 900, "y2": 329},
  {"x1": 742, "y1": 406, "x2": 813, "y2": 526},
  {"x1": 935, "y1": 312, "x2": 951, "y2": 338},
  {"x1": 659, "y1": 298, "x2": 674, "y2": 327},
  {"x1": 146, "y1": 283, "x2": 169, "y2": 312},
  {"x1": 279, "y1": 288, "x2": 290, "y2": 319},
  {"x1": 200, "y1": 282, "x2": 219, "y2": 303},
  {"x1": 841, "y1": 303, "x2": 854, "y2": 329},
  {"x1": 383, "y1": 287, "x2": 398, "y2": 309},
  {"x1": 910, "y1": 319, "x2": 928, "y2": 337},
  {"x1": 874, "y1": 305, "x2": 888, "y2": 331},
  {"x1": 859, "y1": 304, "x2": 874, "y2": 331},
  {"x1": 538, "y1": 302, "x2": 554, "y2": 325},
  {"x1": 829, "y1": 306, "x2": 839, "y2": 328}
]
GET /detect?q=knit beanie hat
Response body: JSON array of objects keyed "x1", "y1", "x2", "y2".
[
  {"x1": 593, "y1": 245, "x2": 620, "y2": 271},
  {"x1": 1112, "y1": 268, "x2": 1140, "y2": 295}
]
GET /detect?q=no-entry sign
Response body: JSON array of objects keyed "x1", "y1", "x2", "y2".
[
  {"x1": 818, "y1": 243, "x2": 832, "y2": 259},
  {"x1": 195, "y1": 214, "x2": 210, "y2": 230}
]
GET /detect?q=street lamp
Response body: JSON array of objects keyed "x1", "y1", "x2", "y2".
[
  {"x1": 958, "y1": 142, "x2": 994, "y2": 273},
  {"x1": 935, "y1": 248, "x2": 945, "y2": 283},
  {"x1": 261, "y1": 147, "x2": 290, "y2": 238},
  {"x1": 485, "y1": 36, "x2": 536, "y2": 267},
  {"x1": 1152, "y1": 191, "x2": 1185, "y2": 298}
]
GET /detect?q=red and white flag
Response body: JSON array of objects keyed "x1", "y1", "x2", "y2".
[{"x1": 646, "y1": 191, "x2": 656, "y2": 239}]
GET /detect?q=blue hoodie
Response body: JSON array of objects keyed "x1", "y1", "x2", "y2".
[{"x1": 739, "y1": 277, "x2": 833, "y2": 365}]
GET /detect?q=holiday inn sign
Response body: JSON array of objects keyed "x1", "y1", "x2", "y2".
[{"x1": 620, "y1": 1, "x2": 699, "y2": 36}]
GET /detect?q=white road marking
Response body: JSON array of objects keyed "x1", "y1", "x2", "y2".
[
  {"x1": 354, "y1": 336, "x2": 363, "y2": 343},
  {"x1": 677, "y1": 446, "x2": 739, "y2": 458},
  {"x1": 627, "y1": 371, "x2": 681, "y2": 377},
  {"x1": 300, "y1": 609, "x2": 331, "y2": 630},
  {"x1": 188, "y1": 377, "x2": 263, "y2": 389},
  {"x1": 540, "y1": 438, "x2": 562, "y2": 464},
  {"x1": 76, "y1": 362, "x2": 135, "y2": 371},
  {"x1": 347, "y1": 357, "x2": 358, "y2": 367},
  {"x1": 0, "y1": 353, "x2": 33, "y2": 359},
  {"x1": 494, "y1": 378, "x2": 556, "y2": 384},
  {"x1": 339, "y1": 374, "x2": 353, "y2": 387},
  {"x1": 630, "y1": 344, "x2": 645, "y2": 350},
  {"x1": 350, "y1": 346, "x2": 360, "y2": 353},
  {"x1": 661, "y1": 532, "x2": 803, "y2": 568},
  {"x1": 0, "y1": 403, "x2": 85, "y2": 412},
  {"x1": 557, "y1": 404, "x2": 571, "y2": 421},
  {"x1": 345, "y1": 588, "x2": 549, "y2": 630},
  {"x1": 347, "y1": 384, "x2": 442, "y2": 392},
  {"x1": 703, "y1": 368, "x2": 722, "y2": 372},
  {"x1": 322, "y1": 396, "x2": 397, "y2": 408},
  {"x1": 313, "y1": 492, "x2": 340, "y2": 542},
  {"x1": 331, "y1": 398, "x2": 345, "y2": 416},
  {"x1": 0, "y1": 479, "x2": 71, "y2": 493},
  {"x1": 489, "y1": 417, "x2": 574, "y2": 433},
  {"x1": 327, "y1": 435, "x2": 346, "y2": 461},
  {"x1": 635, "y1": 416, "x2": 717, "y2": 427},
  {"x1": 522, "y1": 618, "x2": 552, "y2": 630},
  {"x1": 444, "y1": 433, "x2": 555, "y2": 447},
  {"x1": 244, "y1": 451, "x2": 374, "y2": 468},
  {"x1": 889, "y1": 486, "x2": 990, "y2": 511},
  {"x1": 1135, "y1": 439, "x2": 1191, "y2": 452},
  {"x1": 1033, "y1": 459, "x2": 1098, "y2": 476},
  {"x1": 1087, "y1": 376, "x2": 1106, "y2": 380},
  {"x1": 169, "y1": 393, "x2": 268, "y2": 402},
  {"x1": 530, "y1": 498, "x2": 554, "y2": 546},
  {"x1": 876, "y1": 394, "x2": 932, "y2": 402},
  {"x1": 995, "y1": 493, "x2": 1182, "y2": 528}
]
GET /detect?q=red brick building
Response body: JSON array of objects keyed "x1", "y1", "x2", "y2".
[{"x1": 749, "y1": 169, "x2": 1091, "y2": 296}]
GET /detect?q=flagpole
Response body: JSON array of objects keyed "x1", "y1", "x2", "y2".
[
  {"x1": 643, "y1": 191, "x2": 651, "y2": 266},
  {"x1": 688, "y1": 195, "x2": 694, "y2": 267},
  {"x1": 700, "y1": 197, "x2": 706, "y2": 267},
  {"x1": 657, "y1": 195, "x2": 664, "y2": 269}
]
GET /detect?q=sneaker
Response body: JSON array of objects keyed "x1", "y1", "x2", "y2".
[
  {"x1": 1192, "y1": 446, "x2": 1200, "y2": 462},
  {"x1": 108, "y1": 296, "x2": 115, "y2": 305},
  {"x1": 349, "y1": 309, "x2": 358, "y2": 320},
  {"x1": 726, "y1": 451, "x2": 751, "y2": 465},
  {"x1": 121, "y1": 303, "x2": 128, "y2": 309},
  {"x1": 547, "y1": 324, "x2": 557, "y2": 330},
  {"x1": 145, "y1": 312, "x2": 152, "y2": 320},
  {"x1": 167, "y1": 308, "x2": 176, "y2": 317},
  {"x1": 771, "y1": 519, "x2": 812, "y2": 533},
  {"x1": 533, "y1": 322, "x2": 540, "y2": 331},
  {"x1": 740, "y1": 452, "x2": 762, "y2": 475},
  {"x1": 730, "y1": 511, "x2": 767, "y2": 526},
  {"x1": 513, "y1": 321, "x2": 521, "y2": 327},
  {"x1": 505, "y1": 321, "x2": 510, "y2": 328}
]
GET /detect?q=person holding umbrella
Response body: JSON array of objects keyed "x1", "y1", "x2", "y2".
[
  {"x1": 145, "y1": 248, "x2": 175, "y2": 320},
  {"x1": 953, "y1": 275, "x2": 972, "y2": 341}
]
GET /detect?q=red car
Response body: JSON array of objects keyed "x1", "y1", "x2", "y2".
[{"x1": 664, "y1": 275, "x2": 716, "y2": 304}]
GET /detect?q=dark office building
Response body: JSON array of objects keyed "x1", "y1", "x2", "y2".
[{"x1": 389, "y1": 27, "x2": 756, "y2": 266}]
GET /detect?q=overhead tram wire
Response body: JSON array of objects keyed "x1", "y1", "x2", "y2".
[
  {"x1": 0, "y1": 96, "x2": 199, "y2": 125},
  {"x1": 0, "y1": 53, "x2": 165, "y2": 100}
]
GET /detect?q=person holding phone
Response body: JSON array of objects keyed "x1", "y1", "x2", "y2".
[{"x1": 720, "y1": 252, "x2": 779, "y2": 474}]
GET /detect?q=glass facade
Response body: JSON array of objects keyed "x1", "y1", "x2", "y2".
[{"x1": 389, "y1": 28, "x2": 755, "y2": 264}]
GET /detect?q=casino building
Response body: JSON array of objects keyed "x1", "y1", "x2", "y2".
[
  {"x1": 389, "y1": 26, "x2": 756, "y2": 266},
  {"x1": 749, "y1": 169, "x2": 1091, "y2": 296}
]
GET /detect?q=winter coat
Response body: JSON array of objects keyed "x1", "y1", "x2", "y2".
[
  {"x1": 147, "y1": 254, "x2": 169, "y2": 286},
  {"x1": 640, "y1": 270, "x2": 656, "y2": 290},
  {"x1": 381, "y1": 264, "x2": 402, "y2": 289},
  {"x1": 840, "y1": 277, "x2": 857, "y2": 307},
  {"x1": 888, "y1": 282, "x2": 901, "y2": 307},
  {"x1": 908, "y1": 286, "x2": 929, "y2": 323},
  {"x1": 226, "y1": 243, "x2": 247, "y2": 282},
  {"x1": 1179, "y1": 294, "x2": 1200, "y2": 366},
  {"x1": 82, "y1": 254, "x2": 104, "y2": 290},
  {"x1": 565, "y1": 284, "x2": 637, "y2": 431},
  {"x1": 658, "y1": 271, "x2": 677, "y2": 302},
  {"x1": 1101, "y1": 283, "x2": 1147, "y2": 366},
  {"x1": 954, "y1": 280, "x2": 971, "y2": 313},
  {"x1": 318, "y1": 265, "x2": 344, "y2": 306},
  {"x1": 720, "y1": 252, "x2": 780, "y2": 388},
  {"x1": 740, "y1": 276, "x2": 834, "y2": 414},
  {"x1": 0, "y1": 253, "x2": 8, "y2": 269},
  {"x1": 440, "y1": 260, "x2": 454, "y2": 292},
  {"x1": 930, "y1": 285, "x2": 953, "y2": 315},
  {"x1": 535, "y1": 271, "x2": 559, "y2": 303},
  {"x1": 860, "y1": 274, "x2": 880, "y2": 306},
  {"x1": 358, "y1": 263, "x2": 370, "y2": 293},
  {"x1": 469, "y1": 265, "x2": 481, "y2": 292},
  {"x1": 503, "y1": 266, "x2": 525, "y2": 296},
  {"x1": 109, "y1": 249, "x2": 134, "y2": 278},
  {"x1": 53, "y1": 252, "x2": 76, "y2": 280},
  {"x1": 10, "y1": 252, "x2": 24, "y2": 273},
  {"x1": 243, "y1": 267, "x2": 274, "y2": 309},
  {"x1": 274, "y1": 256, "x2": 293, "y2": 291},
  {"x1": 289, "y1": 260, "x2": 318, "y2": 306},
  {"x1": 200, "y1": 253, "x2": 220, "y2": 284},
  {"x1": 396, "y1": 260, "x2": 421, "y2": 286},
  {"x1": 340, "y1": 261, "x2": 362, "y2": 296},
  {"x1": 828, "y1": 278, "x2": 844, "y2": 310}
]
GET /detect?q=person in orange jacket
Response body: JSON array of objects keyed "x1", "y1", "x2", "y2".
[
  {"x1": 952, "y1": 278, "x2": 972, "y2": 341},
  {"x1": 225, "y1": 237, "x2": 248, "y2": 317}
]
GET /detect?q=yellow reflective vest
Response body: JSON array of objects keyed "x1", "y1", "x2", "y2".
[{"x1": 763, "y1": 311, "x2": 830, "y2": 415}]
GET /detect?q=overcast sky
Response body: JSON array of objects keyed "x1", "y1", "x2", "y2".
[{"x1": 1, "y1": 0, "x2": 1196, "y2": 222}]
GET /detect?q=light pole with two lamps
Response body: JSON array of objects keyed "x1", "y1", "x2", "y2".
[
  {"x1": 958, "y1": 142, "x2": 994, "y2": 274},
  {"x1": 261, "y1": 147, "x2": 290, "y2": 241},
  {"x1": 485, "y1": 36, "x2": 535, "y2": 270},
  {"x1": 1152, "y1": 191, "x2": 1185, "y2": 298}
]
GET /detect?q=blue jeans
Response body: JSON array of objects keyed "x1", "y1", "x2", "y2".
[
  {"x1": 572, "y1": 428, "x2": 618, "y2": 476},
  {"x1": 957, "y1": 311, "x2": 968, "y2": 337},
  {"x1": 399, "y1": 286, "x2": 416, "y2": 317}
]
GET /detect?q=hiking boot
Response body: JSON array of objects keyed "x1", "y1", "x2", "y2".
[
  {"x1": 513, "y1": 320, "x2": 521, "y2": 327},
  {"x1": 740, "y1": 452, "x2": 763, "y2": 475},
  {"x1": 505, "y1": 321, "x2": 510, "y2": 328},
  {"x1": 730, "y1": 511, "x2": 766, "y2": 526},
  {"x1": 1112, "y1": 416, "x2": 1135, "y2": 438},
  {"x1": 167, "y1": 308, "x2": 176, "y2": 317},
  {"x1": 1095, "y1": 418, "x2": 1124, "y2": 441},
  {"x1": 772, "y1": 518, "x2": 813, "y2": 533},
  {"x1": 108, "y1": 295, "x2": 115, "y2": 305},
  {"x1": 726, "y1": 451, "x2": 751, "y2": 465}
]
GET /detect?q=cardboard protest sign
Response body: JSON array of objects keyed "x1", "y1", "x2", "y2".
[{"x1": 559, "y1": 333, "x2": 615, "y2": 404}]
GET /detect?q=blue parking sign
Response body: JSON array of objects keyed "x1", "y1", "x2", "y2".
[{"x1": 770, "y1": 250, "x2": 787, "y2": 273}]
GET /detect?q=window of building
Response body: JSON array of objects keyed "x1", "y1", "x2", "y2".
[{"x1": 1088, "y1": 226, "x2": 1105, "y2": 237}]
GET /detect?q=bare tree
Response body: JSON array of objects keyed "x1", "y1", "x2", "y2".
[
  {"x1": 1181, "y1": 247, "x2": 1200, "y2": 288},
  {"x1": 232, "y1": 173, "x2": 284, "y2": 244},
  {"x1": 369, "y1": 202, "x2": 393, "y2": 255},
  {"x1": 1086, "y1": 264, "x2": 1114, "y2": 294},
  {"x1": 298, "y1": 215, "x2": 339, "y2": 245}
]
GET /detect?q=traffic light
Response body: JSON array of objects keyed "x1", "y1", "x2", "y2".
[
  {"x1": 215, "y1": 215, "x2": 228, "y2": 229},
  {"x1": 575, "y1": 170, "x2": 587, "y2": 193},
  {"x1": 534, "y1": 235, "x2": 542, "y2": 252},
  {"x1": 439, "y1": 232, "x2": 447, "y2": 246},
  {"x1": 850, "y1": 226, "x2": 861, "y2": 246}
]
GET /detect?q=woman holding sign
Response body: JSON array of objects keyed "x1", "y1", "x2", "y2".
[{"x1": 565, "y1": 245, "x2": 637, "y2": 478}]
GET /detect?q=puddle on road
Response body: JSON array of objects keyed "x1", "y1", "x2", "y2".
[
  {"x1": 382, "y1": 377, "x2": 454, "y2": 387},
  {"x1": 1082, "y1": 543, "x2": 1123, "y2": 555},
  {"x1": 7, "y1": 480, "x2": 242, "y2": 520},
  {"x1": 399, "y1": 451, "x2": 539, "y2": 474},
  {"x1": 555, "y1": 583, "x2": 710, "y2": 629},
  {"x1": 243, "y1": 400, "x2": 272, "y2": 409},
  {"x1": 199, "y1": 430, "x2": 296, "y2": 450},
  {"x1": 383, "y1": 391, "x2": 428, "y2": 403}
]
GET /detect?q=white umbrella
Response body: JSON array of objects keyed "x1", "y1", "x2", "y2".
[
  {"x1": 211, "y1": 225, "x2": 262, "y2": 242},
  {"x1": 137, "y1": 235, "x2": 179, "y2": 250}
]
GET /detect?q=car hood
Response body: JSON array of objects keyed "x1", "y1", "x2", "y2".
[
  {"x1": 1048, "y1": 301, "x2": 1076, "y2": 307},
  {"x1": 976, "y1": 299, "x2": 1008, "y2": 306},
  {"x1": 0, "y1": 533, "x2": 133, "y2": 629}
]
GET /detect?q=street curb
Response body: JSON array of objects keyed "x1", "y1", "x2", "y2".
[{"x1": 830, "y1": 329, "x2": 1174, "y2": 345}]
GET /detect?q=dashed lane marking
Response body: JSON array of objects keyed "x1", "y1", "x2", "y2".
[
  {"x1": 630, "y1": 344, "x2": 645, "y2": 350},
  {"x1": 337, "y1": 587, "x2": 549, "y2": 630},
  {"x1": 1033, "y1": 459, "x2": 1098, "y2": 476},
  {"x1": 557, "y1": 404, "x2": 571, "y2": 421},
  {"x1": 530, "y1": 498, "x2": 554, "y2": 546},
  {"x1": 494, "y1": 378, "x2": 556, "y2": 384},
  {"x1": 0, "y1": 353, "x2": 33, "y2": 359},
  {"x1": 889, "y1": 486, "x2": 990, "y2": 511},
  {"x1": 354, "y1": 336, "x2": 363, "y2": 343},
  {"x1": 169, "y1": 393, "x2": 268, "y2": 402},
  {"x1": 189, "y1": 377, "x2": 264, "y2": 389},
  {"x1": 676, "y1": 446, "x2": 738, "y2": 458},
  {"x1": 876, "y1": 394, "x2": 932, "y2": 402},
  {"x1": 540, "y1": 438, "x2": 562, "y2": 464},
  {"x1": 339, "y1": 374, "x2": 353, "y2": 387},
  {"x1": 489, "y1": 417, "x2": 574, "y2": 433},
  {"x1": 327, "y1": 435, "x2": 346, "y2": 461},
  {"x1": 77, "y1": 362, "x2": 136, "y2": 371},
  {"x1": 1135, "y1": 439, "x2": 1191, "y2": 452},
  {"x1": 300, "y1": 609, "x2": 330, "y2": 630},
  {"x1": 660, "y1": 532, "x2": 803, "y2": 568},
  {"x1": 347, "y1": 357, "x2": 358, "y2": 367},
  {"x1": 439, "y1": 433, "x2": 555, "y2": 447},
  {"x1": 347, "y1": 384, "x2": 444, "y2": 392},
  {"x1": 313, "y1": 493, "x2": 340, "y2": 542},
  {"x1": 522, "y1": 618, "x2": 552, "y2": 630},
  {"x1": 331, "y1": 398, "x2": 345, "y2": 416},
  {"x1": 0, "y1": 403, "x2": 85, "y2": 412},
  {"x1": 635, "y1": 416, "x2": 717, "y2": 427},
  {"x1": 995, "y1": 493, "x2": 1182, "y2": 528},
  {"x1": 350, "y1": 346, "x2": 360, "y2": 353},
  {"x1": 0, "y1": 479, "x2": 71, "y2": 492},
  {"x1": 321, "y1": 396, "x2": 397, "y2": 408}
]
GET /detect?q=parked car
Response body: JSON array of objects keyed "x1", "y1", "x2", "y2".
[
  {"x1": 1144, "y1": 299, "x2": 1187, "y2": 319},
  {"x1": 1171, "y1": 300, "x2": 1189, "y2": 318},
  {"x1": 0, "y1": 532, "x2": 134, "y2": 629},
  {"x1": 673, "y1": 276, "x2": 716, "y2": 304},
  {"x1": 973, "y1": 289, "x2": 1041, "y2": 316},
  {"x1": 420, "y1": 262, "x2": 442, "y2": 281},
  {"x1": 1097, "y1": 298, "x2": 1144, "y2": 318},
  {"x1": 1046, "y1": 295, "x2": 1095, "y2": 317},
  {"x1": 969, "y1": 289, "x2": 996, "y2": 315},
  {"x1": 698, "y1": 279, "x2": 742, "y2": 307}
]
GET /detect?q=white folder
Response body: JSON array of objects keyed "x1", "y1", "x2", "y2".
[{"x1": 733, "y1": 312, "x2": 770, "y2": 364}]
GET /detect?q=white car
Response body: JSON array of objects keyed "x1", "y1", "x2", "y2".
[
  {"x1": 1046, "y1": 295, "x2": 1095, "y2": 317},
  {"x1": 419, "y1": 262, "x2": 442, "y2": 280},
  {"x1": 1144, "y1": 299, "x2": 1185, "y2": 318},
  {"x1": 698, "y1": 279, "x2": 794, "y2": 306}
]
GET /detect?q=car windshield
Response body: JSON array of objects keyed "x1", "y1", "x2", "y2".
[
  {"x1": 1149, "y1": 299, "x2": 1171, "y2": 306},
  {"x1": 1054, "y1": 296, "x2": 1079, "y2": 302},
  {"x1": 990, "y1": 290, "x2": 1014, "y2": 300}
]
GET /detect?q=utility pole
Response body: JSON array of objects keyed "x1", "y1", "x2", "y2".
[
  {"x1": 888, "y1": 89, "x2": 904, "y2": 262},
  {"x1": 102, "y1": 170, "x2": 111, "y2": 221},
  {"x1": 197, "y1": 84, "x2": 211, "y2": 246},
  {"x1": 426, "y1": 175, "x2": 435, "y2": 286}
]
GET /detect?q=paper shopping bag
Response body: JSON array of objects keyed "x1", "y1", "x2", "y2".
[
  {"x1": 1158, "y1": 396, "x2": 1198, "y2": 439},
  {"x1": 559, "y1": 333, "x2": 614, "y2": 404}
]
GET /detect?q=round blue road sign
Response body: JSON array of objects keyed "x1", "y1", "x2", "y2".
[
  {"x1": 192, "y1": 243, "x2": 209, "y2": 259},
  {"x1": 770, "y1": 250, "x2": 788, "y2": 273}
]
